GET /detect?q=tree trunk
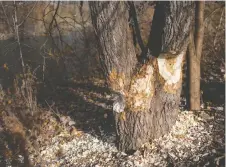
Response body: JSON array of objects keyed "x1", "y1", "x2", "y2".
[
  {"x1": 90, "y1": 1, "x2": 195, "y2": 152},
  {"x1": 188, "y1": 1, "x2": 205, "y2": 111},
  {"x1": 128, "y1": 2, "x2": 145, "y2": 52},
  {"x1": 89, "y1": 1, "x2": 137, "y2": 90}
]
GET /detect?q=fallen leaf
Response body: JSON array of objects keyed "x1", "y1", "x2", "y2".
[{"x1": 3, "y1": 63, "x2": 8, "y2": 70}]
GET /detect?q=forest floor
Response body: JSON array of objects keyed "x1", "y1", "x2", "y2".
[
  {"x1": 30, "y1": 110, "x2": 225, "y2": 167},
  {"x1": 0, "y1": 79, "x2": 224, "y2": 167}
]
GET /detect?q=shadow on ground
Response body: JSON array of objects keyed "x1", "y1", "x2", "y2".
[
  {"x1": 37, "y1": 79, "x2": 116, "y2": 141},
  {"x1": 0, "y1": 114, "x2": 31, "y2": 167}
]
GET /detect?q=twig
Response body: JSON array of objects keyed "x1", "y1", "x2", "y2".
[
  {"x1": 49, "y1": 1, "x2": 60, "y2": 32},
  {"x1": 21, "y1": 43, "x2": 35, "y2": 50},
  {"x1": 0, "y1": 1, "x2": 13, "y2": 32},
  {"x1": 213, "y1": 8, "x2": 224, "y2": 46},
  {"x1": 39, "y1": 38, "x2": 49, "y2": 81},
  {"x1": 204, "y1": 6, "x2": 224, "y2": 23},
  {"x1": 18, "y1": 1, "x2": 38, "y2": 27},
  {"x1": 3, "y1": 41, "x2": 17, "y2": 49},
  {"x1": 47, "y1": 1, "x2": 61, "y2": 53},
  {"x1": 32, "y1": 65, "x2": 40, "y2": 75},
  {"x1": 3, "y1": 44, "x2": 17, "y2": 57},
  {"x1": 56, "y1": 13, "x2": 79, "y2": 29},
  {"x1": 45, "y1": 100, "x2": 61, "y2": 119},
  {"x1": 56, "y1": 14, "x2": 89, "y2": 27},
  {"x1": 13, "y1": 1, "x2": 25, "y2": 72}
]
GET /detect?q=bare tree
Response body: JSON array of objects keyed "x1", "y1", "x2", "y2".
[
  {"x1": 90, "y1": 2, "x2": 195, "y2": 152},
  {"x1": 188, "y1": 1, "x2": 205, "y2": 111}
]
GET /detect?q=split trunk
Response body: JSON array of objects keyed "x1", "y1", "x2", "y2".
[{"x1": 90, "y1": 1, "x2": 195, "y2": 152}]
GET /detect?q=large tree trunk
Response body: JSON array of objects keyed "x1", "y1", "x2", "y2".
[
  {"x1": 188, "y1": 1, "x2": 205, "y2": 111},
  {"x1": 90, "y1": 1, "x2": 195, "y2": 152},
  {"x1": 89, "y1": 2, "x2": 137, "y2": 90}
]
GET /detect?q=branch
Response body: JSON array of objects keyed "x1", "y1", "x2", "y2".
[
  {"x1": 13, "y1": 0, "x2": 25, "y2": 72},
  {"x1": 204, "y1": 6, "x2": 224, "y2": 23},
  {"x1": 213, "y1": 8, "x2": 224, "y2": 46},
  {"x1": 47, "y1": 1, "x2": 61, "y2": 53},
  {"x1": 49, "y1": 1, "x2": 60, "y2": 32},
  {"x1": 0, "y1": 1, "x2": 13, "y2": 32},
  {"x1": 56, "y1": 13, "x2": 86, "y2": 29},
  {"x1": 18, "y1": 1, "x2": 38, "y2": 27}
]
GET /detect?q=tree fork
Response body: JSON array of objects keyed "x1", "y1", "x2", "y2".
[{"x1": 90, "y1": 1, "x2": 195, "y2": 152}]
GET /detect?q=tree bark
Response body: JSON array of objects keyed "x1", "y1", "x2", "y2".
[
  {"x1": 128, "y1": 2, "x2": 145, "y2": 52},
  {"x1": 89, "y1": 2, "x2": 137, "y2": 91},
  {"x1": 90, "y1": 1, "x2": 195, "y2": 152},
  {"x1": 188, "y1": 1, "x2": 205, "y2": 111}
]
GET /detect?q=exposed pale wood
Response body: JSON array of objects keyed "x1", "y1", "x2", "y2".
[{"x1": 90, "y1": 1, "x2": 195, "y2": 152}]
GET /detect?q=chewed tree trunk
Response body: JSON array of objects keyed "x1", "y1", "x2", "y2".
[{"x1": 90, "y1": 1, "x2": 195, "y2": 152}]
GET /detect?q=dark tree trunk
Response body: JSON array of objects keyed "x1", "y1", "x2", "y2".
[
  {"x1": 128, "y1": 2, "x2": 145, "y2": 51},
  {"x1": 90, "y1": 1, "x2": 195, "y2": 152}
]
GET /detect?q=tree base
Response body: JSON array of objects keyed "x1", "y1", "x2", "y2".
[{"x1": 114, "y1": 91, "x2": 180, "y2": 153}]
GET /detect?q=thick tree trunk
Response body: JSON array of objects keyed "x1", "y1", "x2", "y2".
[
  {"x1": 188, "y1": 1, "x2": 205, "y2": 111},
  {"x1": 89, "y1": 2, "x2": 137, "y2": 91},
  {"x1": 90, "y1": 1, "x2": 195, "y2": 152}
]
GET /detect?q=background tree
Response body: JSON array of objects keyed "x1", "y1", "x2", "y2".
[
  {"x1": 188, "y1": 1, "x2": 205, "y2": 111},
  {"x1": 90, "y1": 1, "x2": 195, "y2": 152}
]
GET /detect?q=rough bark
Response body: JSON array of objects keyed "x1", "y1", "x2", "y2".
[
  {"x1": 89, "y1": 2, "x2": 137, "y2": 91},
  {"x1": 188, "y1": 1, "x2": 205, "y2": 111},
  {"x1": 90, "y1": 1, "x2": 195, "y2": 152},
  {"x1": 149, "y1": 2, "x2": 195, "y2": 57},
  {"x1": 115, "y1": 50, "x2": 186, "y2": 152}
]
